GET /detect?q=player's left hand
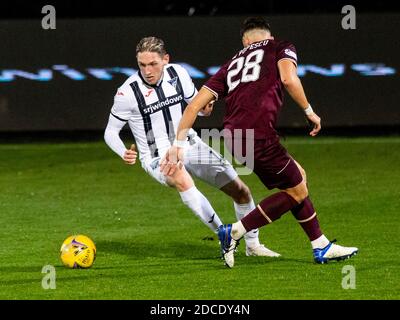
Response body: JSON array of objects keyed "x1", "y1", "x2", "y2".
[
  {"x1": 160, "y1": 146, "x2": 184, "y2": 176},
  {"x1": 306, "y1": 112, "x2": 321, "y2": 136}
]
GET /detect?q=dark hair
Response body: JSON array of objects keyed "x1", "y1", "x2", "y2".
[{"x1": 240, "y1": 17, "x2": 271, "y2": 37}]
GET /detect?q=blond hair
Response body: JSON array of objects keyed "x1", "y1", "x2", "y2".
[{"x1": 136, "y1": 37, "x2": 166, "y2": 56}]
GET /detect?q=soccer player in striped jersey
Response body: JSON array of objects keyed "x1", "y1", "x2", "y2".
[
  {"x1": 104, "y1": 37, "x2": 279, "y2": 257},
  {"x1": 162, "y1": 18, "x2": 358, "y2": 267}
]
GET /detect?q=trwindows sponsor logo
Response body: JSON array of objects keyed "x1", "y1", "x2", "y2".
[{"x1": 143, "y1": 94, "x2": 183, "y2": 114}]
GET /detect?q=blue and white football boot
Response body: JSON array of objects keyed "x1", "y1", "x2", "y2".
[
  {"x1": 217, "y1": 224, "x2": 240, "y2": 268},
  {"x1": 313, "y1": 239, "x2": 358, "y2": 264}
]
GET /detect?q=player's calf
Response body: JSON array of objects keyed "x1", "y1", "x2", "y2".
[{"x1": 220, "y1": 178, "x2": 252, "y2": 204}]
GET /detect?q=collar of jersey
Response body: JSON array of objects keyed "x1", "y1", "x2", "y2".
[{"x1": 138, "y1": 71, "x2": 163, "y2": 88}]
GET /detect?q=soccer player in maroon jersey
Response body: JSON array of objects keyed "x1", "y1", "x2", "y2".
[{"x1": 161, "y1": 17, "x2": 358, "y2": 267}]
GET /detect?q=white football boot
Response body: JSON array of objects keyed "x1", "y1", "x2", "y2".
[
  {"x1": 313, "y1": 240, "x2": 358, "y2": 264},
  {"x1": 246, "y1": 244, "x2": 281, "y2": 257}
]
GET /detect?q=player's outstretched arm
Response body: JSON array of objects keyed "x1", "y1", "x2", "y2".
[
  {"x1": 104, "y1": 115, "x2": 137, "y2": 164},
  {"x1": 278, "y1": 59, "x2": 321, "y2": 136},
  {"x1": 160, "y1": 88, "x2": 215, "y2": 176},
  {"x1": 176, "y1": 87, "x2": 215, "y2": 142},
  {"x1": 104, "y1": 115, "x2": 128, "y2": 158}
]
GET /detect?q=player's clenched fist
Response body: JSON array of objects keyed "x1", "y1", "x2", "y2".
[
  {"x1": 123, "y1": 144, "x2": 137, "y2": 165},
  {"x1": 199, "y1": 100, "x2": 215, "y2": 117}
]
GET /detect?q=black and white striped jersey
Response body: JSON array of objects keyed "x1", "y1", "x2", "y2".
[{"x1": 108, "y1": 63, "x2": 198, "y2": 164}]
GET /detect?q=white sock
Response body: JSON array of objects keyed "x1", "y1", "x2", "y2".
[
  {"x1": 179, "y1": 186, "x2": 223, "y2": 233},
  {"x1": 231, "y1": 221, "x2": 247, "y2": 240},
  {"x1": 311, "y1": 235, "x2": 330, "y2": 249},
  {"x1": 234, "y1": 199, "x2": 259, "y2": 247}
]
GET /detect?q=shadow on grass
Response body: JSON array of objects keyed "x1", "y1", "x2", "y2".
[
  {"x1": 0, "y1": 265, "x2": 131, "y2": 287},
  {"x1": 96, "y1": 239, "x2": 220, "y2": 260},
  {"x1": 0, "y1": 265, "x2": 48, "y2": 273},
  {"x1": 0, "y1": 275, "x2": 108, "y2": 287},
  {"x1": 95, "y1": 239, "x2": 325, "y2": 267}
]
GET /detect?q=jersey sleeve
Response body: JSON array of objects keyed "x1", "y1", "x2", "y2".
[
  {"x1": 203, "y1": 62, "x2": 229, "y2": 100},
  {"x1": 276, "y1": 41, "x2": 298, "y2": 66},
  {"x1": 173, "y1": 64, "x2": 197, "y2": 102},
  {"x1": 110, "y1": 88, "x2": 134, "y2": 122},
  {"x1": 104, "y1": 114, "x2": 128, "y2": 158}
]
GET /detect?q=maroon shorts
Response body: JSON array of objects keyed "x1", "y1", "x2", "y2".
[{"x1": 230, "y1": 136, "x2": 303, "y2": 190}]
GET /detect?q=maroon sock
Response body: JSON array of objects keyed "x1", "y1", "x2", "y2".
[
  {"x1": 241, "y1": 192, "x2": 298, "y2": 231},
  {"x1": 291, "y1": 197, "x2": 322, "y2": 241}
]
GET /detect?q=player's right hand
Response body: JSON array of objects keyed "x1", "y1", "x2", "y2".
[
  {"x1": 160, "y1": 146, "x2": 184, "y2": 176},
  {"x1": 199, "y1": 100, "x2": 215, "y2": 117},
  {"x1": 123, "y1": 144, "x2": 137, "y2": 165},
  {"x1": 306, "y1": 112, "x2": 321, "y2": 137}
]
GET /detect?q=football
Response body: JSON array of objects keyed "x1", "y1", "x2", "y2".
[{"x1": 60, "y1": 235, "x2": 96, "y2": 269}]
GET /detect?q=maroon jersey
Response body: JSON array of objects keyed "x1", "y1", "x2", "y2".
[{"x1": 204, "y1": 39, "x2": 297, "y2": 139}]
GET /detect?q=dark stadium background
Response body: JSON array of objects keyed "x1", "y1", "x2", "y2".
[{"x1": 0, "y1": 0, "x2": 399, "y2": 138}]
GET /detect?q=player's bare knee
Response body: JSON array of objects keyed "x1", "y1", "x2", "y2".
[
  {"x1": 296, "y1": 183, "x2": 309, "y2": 202},
  {"x1": 167, "y1": 169, "x2": 193, "y2": 192},
  {"x1": 285, "y1": 182, "x2": 308, "y2": 204},
  {"x1": 169, "y1": 178, "x2": 192, "y2": 192},
  {"x1": 166, "y1": 176, "x2": 178, "y2": 189}
]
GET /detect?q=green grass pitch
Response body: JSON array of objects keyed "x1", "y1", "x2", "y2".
[{"x1": 0, "y1": 136, "x2": 399, "y2": 300}]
